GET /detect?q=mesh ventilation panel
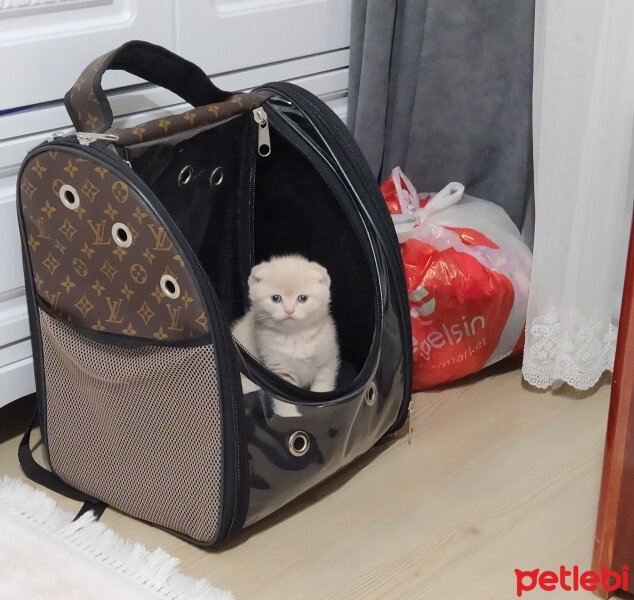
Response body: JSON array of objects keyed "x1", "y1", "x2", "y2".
[{"x1": 39, "y1": 310, "x2": 224, "y2": 543}]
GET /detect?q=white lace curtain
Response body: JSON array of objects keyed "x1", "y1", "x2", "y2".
[{"x1": 523, "y1": 0, "x2": 634, "y2": 390}]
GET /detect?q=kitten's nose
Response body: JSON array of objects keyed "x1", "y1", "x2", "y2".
[{"x1": 284, "y1": 307, "x2": 295, "y2": 315}]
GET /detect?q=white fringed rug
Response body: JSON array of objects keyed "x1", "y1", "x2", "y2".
[{"x1": 0, "y1": 477, "x2": 234, "y2": 600}]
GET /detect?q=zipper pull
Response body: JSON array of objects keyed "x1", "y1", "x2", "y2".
[
  {"x1": 46, "y1": 130, "x2": 67, "y2": 143},
  {"x1": 253, "y1": 108, "x2": 271, "y2": 157},
  {"x1": 76, "y1": 131, "x2": 120, "y2": 146},
  {"x1": 408, "y1": 401, "x2": 414, "y2": 445}
]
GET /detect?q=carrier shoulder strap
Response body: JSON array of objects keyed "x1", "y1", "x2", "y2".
[{"x1": 19, "y1": 408, "x2": 107, "y2": 519}]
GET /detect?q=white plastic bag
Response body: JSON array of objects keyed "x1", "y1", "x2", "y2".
[{"x1": 381, "y1": 168, "x2": 532, "y2": 389}]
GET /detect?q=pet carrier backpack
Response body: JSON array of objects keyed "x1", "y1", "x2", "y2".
[{"x1": 16, "y1": 41, "x2": 412, "y2": 545}]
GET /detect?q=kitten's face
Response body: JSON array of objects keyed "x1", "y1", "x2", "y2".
[{"x1": 248, "y1": 256, "x2": 331, "y2": 329}]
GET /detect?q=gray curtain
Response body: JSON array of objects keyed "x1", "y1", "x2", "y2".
[{"x1": 348, "y1": 0, "x2": 535, "y2": 228}]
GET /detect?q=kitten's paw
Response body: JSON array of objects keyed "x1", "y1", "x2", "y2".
[
  {"x1": 272, "y1": 399, "x2": 302, "y2": 417},
  {"x1": 277, "y1": 371, "x2": 300, "y2": 386},
  {"x1": 240, "y1": 374, "x2": 260, "y2": 395},
  {"x1": 310, "y1": 382, "x2": 334, "y2": 393}
]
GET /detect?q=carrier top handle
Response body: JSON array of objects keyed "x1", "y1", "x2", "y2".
[
  {"x1": 64, "y1": 40, "x2": 231, "y2": 134},
  {"x1": 64, "y1": 40, "x2": 273, "y2": 146}
]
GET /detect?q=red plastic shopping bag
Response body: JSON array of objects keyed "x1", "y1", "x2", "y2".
[{"x1": 382, "y1": 168, "x2": 532, "y2": 390}]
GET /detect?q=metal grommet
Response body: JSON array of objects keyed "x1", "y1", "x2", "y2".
[
  {"x1": 178, "y1": 165, "x2": 193, "y2": 186},
  {"x1": 160, "y1": 274, "x2": 180, "y2": 299},
  {"x1": 59, "y1": 184, "x2": 80, "y2": 210},
  {"x1": 365, "y1": 382, "x2": 377, "y2": 407},
  {"x1": 288, "y1": 431, "x2": 310, "y2": 457},
  {"x1": 112, "y1": 222, "x2": 132, "y2": 248},
  {"x1": 210, "y1": 167, "x2": 224, "y2": 187}
]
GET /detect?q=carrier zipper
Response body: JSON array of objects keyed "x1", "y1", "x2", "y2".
[
  {"x1": 24, "y1": 135, "x2": 246, "y2": 542},
  {"x1": 263, "y1": 85, "x2": 406, "y2": 284},
  {"x1": 248, "y1": 108, "x2": 271, "y2": 268},
  {"x1": 250, "y1": 107, "x2": 271, "y2": 266},
  {"x1": 259, "y1": 83, "x2": 413, "y2": 432},
  {"x1": 252, "y1": 108, "x2": 271, "y2": 157},
  {"x1": 261, "y1": 84, "x2": 400, "y2": 249},
  {"x1": 261, "y1": 86, "x2": 403, "y2": 248},
  {"x1": 237, "y1": 110, "x2": 382, "y2": 402},
  {"x1": 260, "y1": 84, "x2": 405, "y2": 271}
]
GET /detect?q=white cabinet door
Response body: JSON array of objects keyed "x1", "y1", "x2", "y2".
[
  {"x1": 175, "y1": 0, "x2": 351, "y2": 76},
  {"x1": 1, "y1": 0, "x2": 176, "y2": 111},
  {"x1": 1, "y1": 0, "x2": 351, "y2": 113}
]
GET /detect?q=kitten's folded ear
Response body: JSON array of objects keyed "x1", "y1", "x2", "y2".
[
  {"x1": 312, "y1": 264, "x2": 331, "y2": 288},
  {"x1": 249, "y1": 264, "x2": 267, "y2": 287}
]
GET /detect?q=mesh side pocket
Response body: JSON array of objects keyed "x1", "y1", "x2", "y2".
[{"x1": 38, "y1": 309, "x2": 224, "y2": 544}]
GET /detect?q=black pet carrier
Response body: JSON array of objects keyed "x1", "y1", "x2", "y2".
[{"x1": 16, "y1": 40, "x2": 412, "y2": 545}]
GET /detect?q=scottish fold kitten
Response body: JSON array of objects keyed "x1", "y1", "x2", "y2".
[{"x1": 232, "y1": 255, "x2": 340, "y2": 393}]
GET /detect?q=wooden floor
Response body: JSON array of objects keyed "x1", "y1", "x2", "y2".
[{"x1": 0, "y1": 360, "x2": 617, "y2": 599}]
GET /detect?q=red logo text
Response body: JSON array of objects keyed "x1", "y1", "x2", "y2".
[{"x1": 515, "y1": 565, "x2": 630, "y2": 596}]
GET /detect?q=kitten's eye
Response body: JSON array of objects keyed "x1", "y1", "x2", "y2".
[
  {"x1": 271, "y1": 295, "x2": 282, "y2": 303},
  {"x1": 297, "y1": 295, "x2": 308, "y2": 303}
]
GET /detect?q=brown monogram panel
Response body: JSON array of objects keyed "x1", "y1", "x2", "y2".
[{"x1": 20, "y1": 148, "x2": 210, "y2": 340}]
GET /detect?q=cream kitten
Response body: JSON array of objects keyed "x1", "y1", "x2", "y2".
[{"x1": 232, "y1": 255, "x2": 340, "y2": 393}]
